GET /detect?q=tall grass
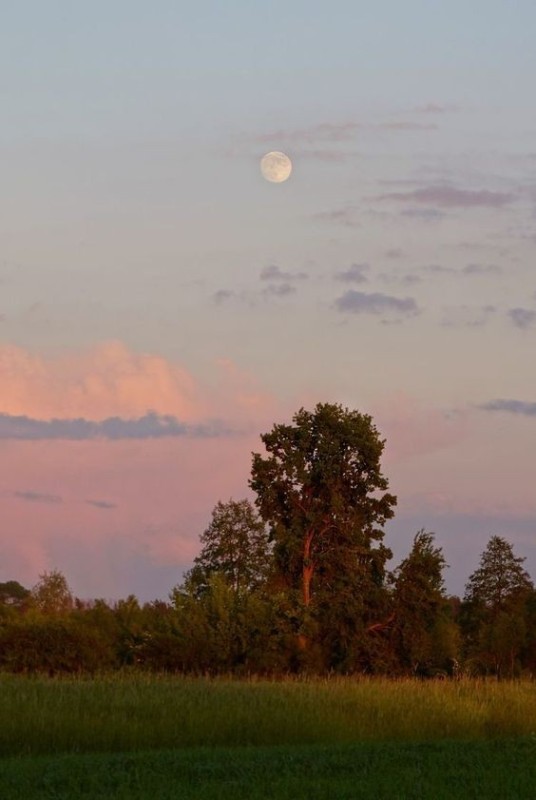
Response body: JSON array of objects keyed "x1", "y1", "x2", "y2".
[{"x1": 1, "y1": 673, "x2": 535, "y2": 757}]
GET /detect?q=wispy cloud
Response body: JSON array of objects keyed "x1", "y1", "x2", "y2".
[
  {"x1": 441, "y1": 305, "x2": 496, "y2": 328},
  {"x1": 412, "y1": 103, "x2": 458, "y2": 114},
  {"x1": 379, "y1": 185, "x2": 515, "y2": 208},
  {"x1": 334, "y1": 263, "x2": 369, "y2": 283},
  {"x1": 379, "y1": 121, "x2": 437, "y2": 131},
  {"x1": 250, "y1": 118, "x2": 436, "y2": 146},
  {"x1": 0, "y1": 411, "x2": 231, "y2": 441},
  {"x1": 14, "y1": 490, "x2": 63, "y2": 504},
  {"x1": 213, "y1": 289, "x2": 236, "y2": 305},
  {"x1": 479, "y1": 399, "x2": 536, "y2": 416},
  {"x1": 86, "y1": 499, "x2": 117, "y2": 510},
  {"x1": 400, "y1": 208, "x2": 446, "y2": 221},
  {"x1": 311, "y1": 207, "x2": 360, "y2": 227},
  {"x1": 261, "y1": 283, "x2": 296, "y2": 298},
  {"x1": 423, "y1": 263, "x2": 502, "y2": 278},
  {"x1": 253, "y1": 121, "x2": 361, "y2": 144},
  {"x1": 260, "y1": 265, "x2": 308, "y2": 282},
  {"x1": 462, "y1": 263, "x2": 502, "y2": 276},
  {"x1": 508, "y1": 308, "x2": 536, "y2": 329},
  {"x1": 423, "y1": 264, "x2": 457, "y2": 275},
  {"x1": 335, "y1": 290, "x2": 419, "y2": 317},
  {"x1": 300, "y1": 149, "x2": 358, "y2": 162},
  {"x1": 378, "y1": 271, "x2": 422, "y2": 287}
]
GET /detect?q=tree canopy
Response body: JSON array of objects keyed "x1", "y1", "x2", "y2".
[{"x1": 251, "y1": 403, "x2": 396, "y2": 606}]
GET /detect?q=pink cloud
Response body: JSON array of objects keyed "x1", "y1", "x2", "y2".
[{"x1": 0, "y1": 340, "x2": 202, "y2": 420}]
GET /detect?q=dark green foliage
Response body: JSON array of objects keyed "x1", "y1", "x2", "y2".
[{"x1": 0, "y1": 618, "x2": 109, "y2": 674}]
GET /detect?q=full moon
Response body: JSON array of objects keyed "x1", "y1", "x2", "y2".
[{"x1": 260, "y1": 151, "x2": 292, "y2": 183}]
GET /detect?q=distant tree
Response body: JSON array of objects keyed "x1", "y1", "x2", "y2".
[
  {"x1": 185, "y1": 498, "x2": 271, "y2": 597},
  {"x1": 0, "y1": 581, "x2": 30, "y2": 609},
  {"x1": 31, "y1": 570, "x2": 74, "y2": 616},
  {"x1": 250, "y1": 402, "x2": 396, "y2": 667},
  {"x1": 392, "y1": 530, "x2": 459, "y2": 673},
  {"x1": 464, "y1": 536, "x2": 533, "y2": 612},
  {"x1": 462, "y1": 536, "x2": 534, "y2": 677}
]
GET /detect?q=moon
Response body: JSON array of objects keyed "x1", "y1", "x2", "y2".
[{"x1": 260, "y1": 151, "x2": 292, "y2": 183}]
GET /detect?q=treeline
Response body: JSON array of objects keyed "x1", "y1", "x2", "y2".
[{"x1": 1, "y1": 403, "x2": 535, "y2": 678}]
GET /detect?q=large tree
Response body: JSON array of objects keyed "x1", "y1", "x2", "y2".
[{"x1": 250, "y1": 403, "x2": 396, "y2": 663}]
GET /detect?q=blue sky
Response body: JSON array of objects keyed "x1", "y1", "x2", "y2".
[{"x1": 1, "y1": 1, "x2": 535, "y2": 599}]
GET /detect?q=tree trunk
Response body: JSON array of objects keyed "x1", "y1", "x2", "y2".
[{"x1": 302, "y1": 530, "x2": 314, "y2": 607}]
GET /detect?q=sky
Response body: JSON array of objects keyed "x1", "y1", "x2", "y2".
[{"x1": 1, "y1": 1, "x2": 536, "y2": 601}]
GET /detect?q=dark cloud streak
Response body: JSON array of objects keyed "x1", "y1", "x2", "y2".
[
  {"x1": 14, "y1": 490, "x2": 63, "y2": 504},
  {"x1": 479, "y1": 399, "x2": 536, "y2": 416},
  {"x1": 0, "y1": 411, "x2": 231, "y2": 441},
  {"x1": 86, "y1": 499, "x2": 117, "y2": 510}
]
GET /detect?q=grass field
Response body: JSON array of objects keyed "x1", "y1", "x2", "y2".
[{"x1": 1, "y1": 674, "x2": 535, "y2": 798}]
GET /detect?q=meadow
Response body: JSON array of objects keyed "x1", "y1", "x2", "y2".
[{"x1": 1, "y1": 674, "x2": 535, "y2": 798}]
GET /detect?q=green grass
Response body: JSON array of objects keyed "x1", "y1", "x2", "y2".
[
  {"x1": 1, "y1": 675, "x2": 535, "y2": 798},
  {"x1": 1, "y1": 739, "x2": 536, "y2": 799},
  {"x1": 0, "y1": 674, "x2": 535, "y2": 756}
]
